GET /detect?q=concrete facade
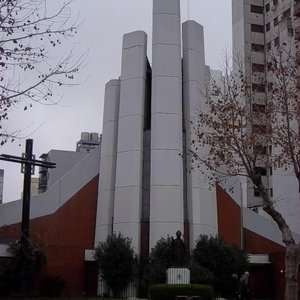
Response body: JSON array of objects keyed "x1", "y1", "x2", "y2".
[
  {"x1": 94, "y1": 0, "x2": 218, "y2": 253},
  {"x1": 150, "y1": 0, "x2": 184, "y2": 248}
]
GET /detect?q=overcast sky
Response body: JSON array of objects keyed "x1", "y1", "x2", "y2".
[{"x1": 1, "y1": 0, "x2": 232, "y2": 202}]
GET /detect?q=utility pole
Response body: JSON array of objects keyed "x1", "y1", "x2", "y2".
[{"x1": 0, "y1": 139, "x2": 56, "y2": 241}]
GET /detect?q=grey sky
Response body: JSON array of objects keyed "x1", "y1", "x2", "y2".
[{"x1": 1, "y1": 0, "x2": 232, "y2": 202}]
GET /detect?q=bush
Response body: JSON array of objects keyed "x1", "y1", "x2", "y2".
[
  {"x1": 94, "y1": 232, "x2": 137, "y2": 297},
  {"x1": 149, "y1": 284, "x2": 214, "y2": 300},
  {"x1": 189, "y1": 261, "x2": 214, "y2": 285},
  {"x1": 192, "y1": 235, "x2": 249, "y2": 297}
]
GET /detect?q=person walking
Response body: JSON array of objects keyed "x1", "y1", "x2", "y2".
[
  {"x1": 239, "y1": 271, "x2": 250, "y2": 300},
  {"x1": 228, "y1": 273, "x2": 239, "y2": 300}
]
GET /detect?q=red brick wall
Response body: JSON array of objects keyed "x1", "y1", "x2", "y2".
[
  {"x1": 216, "y1": 184, "x2": 242, "y2": 247},
  {"x1": 0, "y1": 175, "x2": 99, "y2": 296}
]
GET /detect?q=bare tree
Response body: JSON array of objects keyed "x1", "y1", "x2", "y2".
[
  {"x1": 0, "y1": 0, "x2": 84, "y2": 145},
  {"x1": 189, "y1": 51, "x2": 300, "y2": 300}
]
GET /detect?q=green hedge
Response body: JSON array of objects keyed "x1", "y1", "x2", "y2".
[{"x1": 149, "y1": 283, "x2": 214, "y2": 300}]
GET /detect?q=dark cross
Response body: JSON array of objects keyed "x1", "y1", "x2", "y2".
[{"x1": 0, "y1": 139, "x2": 56, "y2": 241}]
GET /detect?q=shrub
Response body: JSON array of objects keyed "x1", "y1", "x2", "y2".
[
  {"x1": 94, "y1": 232, "x2": 137, "y2": 297},
  {"x1": 189, "y1": 261, "x2": 214, "y2": 285},
  {"x1": 149, "y1": 284, "x2": 214, "y2": 300},
  {"x1": 192, "y1": 235, "x2": 249, "y2": 297}
]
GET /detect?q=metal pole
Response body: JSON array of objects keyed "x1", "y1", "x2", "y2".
[{"x1": 21, "y1": 139, "x2": 33, "y2": 241}]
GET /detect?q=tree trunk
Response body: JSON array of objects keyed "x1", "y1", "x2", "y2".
[
  {"x1": 254, "y1": 179, "x2": 299, "y2": 300},
  {"x1": 285, "y1": 243, "x2": 299, "y2": 300}
]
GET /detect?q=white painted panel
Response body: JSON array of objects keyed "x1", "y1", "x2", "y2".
[
  {"x1": 114, "y1": 186, "x2": 141, "y2": 223},
  {"x1": 152, "y1": 44, "x2": 181, "y2": 77},
  {"x1": 153, "y1": 0, "x2": 180, "y2": 14},
  {"x1": 115, "y1": 151, "x2": 143, "y2": 187},
  {"x1": 151, "y1": 114, "x2": 182, "y2": 150},
  {"x1": 151, "y1": 77, "x2": 182, "y2": 114},
  {"x1": 153, "y1": 14, "x2": 181, "y2": 45},
  {"x1": 100, "y1": 122, "x2": 118, "y2": 158},
  {"x1": 103, "y1": 80, "x2": 121, "y2": 124},
  {"x1": 119, "y1": 78, "x2": 145, "y2": 117},
  {"x1": 151, "y1": 185, "x2": 183, "y2": 222},
  {"x1": 151, "y1": 150, "x2": 183, "y2": 186},
  {"x1": 117, "y1": 115, "x2": 143, "y2": 152}
]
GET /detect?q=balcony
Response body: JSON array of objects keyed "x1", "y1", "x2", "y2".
[{"x1": 295, "y1": 1, "x2": 300, "y2": 17}]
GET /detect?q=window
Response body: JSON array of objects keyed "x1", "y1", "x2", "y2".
[
  {"x1": 267, "y1": 42, "x2": 271, "y2": 51},
  {"x1": 251, "y1": 24, "x2": 264, "y2": 33},
  {"x1": 282, "y1": 8, "x2": 291, "y2": 19},
  {"x1": 251, "y1": 43, "x2": 264, "y2": 52},
  {"x1": 252, "y1": 63, "x2": 265, "y2": 73},
  {"x1": 254, "y1": 187, "x2": 261, "y2": 197},
  {"x1": 252, "y1": 83, "x2": 266, "y2": 93},
  {"x1": 269, "y1": 167, "x2": 273, "y2": 176},
  {"x1": 265, "y1": 3, "x2": 270, "y2": 12},
  {"x1": 252, "y1": 124, "x2": 267, "y2": 134},
  {"x1": 274, "y1": 17, "x2": 278, "y2": 26},
  {"x1": 254, "y1": 145, "x2": 267, "y2": 155},
  {"x1": 269, "y1": 145, "x2": 272, "y2": 154},
  {"x1": 267, "y1": 82, "x2": 273, "y2": 91},
  {"x1": 270, "y1": 188, "x2": 273, "y2": 197},
  {"x1": 266, "y1": 22, "x2": 270, "y2": 32},
  {"x1": 255, "y1": 166, "x2": 267, "y2": 176},
  {"x1": 251, "y1": 5, "x2": 264, "y2": 14},
  {"x1": 274, "y1": 36, "x2": 280, "y2": 47},
  {"x1": 252, "y1": 103, "x2": 266, "y2": 113}
]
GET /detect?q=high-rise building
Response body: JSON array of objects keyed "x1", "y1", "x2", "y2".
[
  {"x1": 0, "y1": 169, "x2": 3, "y2": 204},
  {"x1": 232, "y1": 0, "x2": 300, "y2": 234}
]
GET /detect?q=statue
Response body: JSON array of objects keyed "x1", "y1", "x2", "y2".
[{"x1": 171, "y1": 230, "x2": 186, "y2": 266}]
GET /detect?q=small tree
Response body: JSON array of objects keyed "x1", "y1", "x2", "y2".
[
  {"x1": 147, "y1": 237, "x2": 173, "y2": 284},
  {"x1": 0, "y1": 0, "x2": 84, "y2": 144},
  {"x1": 192, "y1": 235, "x2": 248, "y2": 297},
  {"x1": 0, "y1": 237, "x2": 46, "y2": 296},
  {"x1": 94, "y1": 232, "x2": 137, "y2": 297}
]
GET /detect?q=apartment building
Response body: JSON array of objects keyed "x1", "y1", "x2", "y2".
[{"x1": 232, "y1": 0, "x2": 300, "y2": 234}]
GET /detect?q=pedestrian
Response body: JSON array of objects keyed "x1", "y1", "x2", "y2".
[
  {"x1": 228, "y1": 273, "x2": 239, "y2": 300},
  {"x1": 239, "y1": 271, "x2": 250, "y2": 300}
]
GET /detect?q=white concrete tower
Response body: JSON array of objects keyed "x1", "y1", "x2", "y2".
[
  {"x1": 182, "y1": 21, "x2": 218, "y2": 249},
  {"x1": 113, "y1": 31, "x2": 148, "y2": 252},
  {"x1": 95, "y1": 79, "x2": 120, "y2": 245},
  {"x1": 150, "y1": 0, "x2": 184, "y2": 247}
]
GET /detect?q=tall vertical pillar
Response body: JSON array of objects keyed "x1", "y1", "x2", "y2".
[
  {"x1": 95, "y1": 79, "x2": 120, "y2": 246},
  {"x1": 113, "y1": 31, "x2": 148, "y2": 253},
  {"x1": 182, "y1": 21, "x2": 217, "y2": 249},
  {"x1": 150, "y1": 0, "x2": 183, "y2": 248}
]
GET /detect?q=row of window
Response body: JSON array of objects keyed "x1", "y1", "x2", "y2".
[
  {"x1": 254, "y1": 187, "x2": 273, "y2": 197},
  {"x1": 251, "y1": 1, "x2": 283, "y2": 15}
]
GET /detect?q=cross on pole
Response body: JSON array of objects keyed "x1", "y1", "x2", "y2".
[{"x1": 0, "y1": 139, "x2": 56, "y2": 241}]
